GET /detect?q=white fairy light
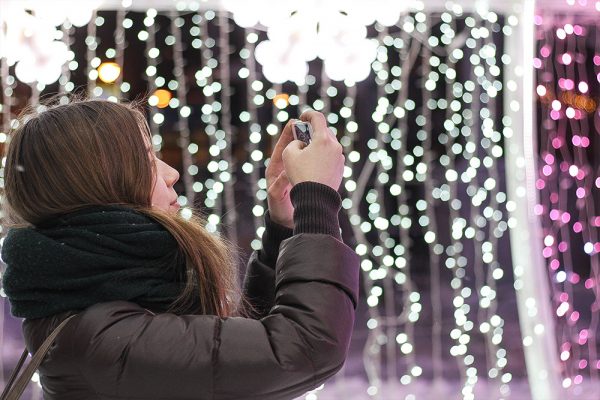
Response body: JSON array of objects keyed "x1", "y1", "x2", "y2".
[{"x1": 224, "y1": 0, "x2": 410, "y2": 84}]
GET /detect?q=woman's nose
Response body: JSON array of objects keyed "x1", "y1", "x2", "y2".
[{"x1": 168, "y1": 166, "x2": 180, "y2": 186}]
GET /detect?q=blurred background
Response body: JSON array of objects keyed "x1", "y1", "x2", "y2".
[{"x1": 0, "y1": 0, "x2": 598, "y2": 399}]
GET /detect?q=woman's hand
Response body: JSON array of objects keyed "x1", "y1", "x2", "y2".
[
  {"x1": 265, "y1": 119, "x2": 296, "y2": 229},
  {"x1": 283, "y1": 110, "x2": 345, "y2": 190}
]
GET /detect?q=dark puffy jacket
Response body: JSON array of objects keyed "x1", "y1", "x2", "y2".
[{"x1": 22, "y1": 233, "x2": 359, "y2": 400}]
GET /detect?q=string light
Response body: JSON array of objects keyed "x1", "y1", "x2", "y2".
[
  {"x1": 170, "y1": 9, "x2": 197, "y2": 219},
  {"x1": 142, "y1": 8, "x2": 162, "y2": 154},
  {"x1": 197, "y1": 10, "x2": 225, "y2": 232},
  {"x1": 241, "y1": 27, "x2": 267, "y2": 251},
  {"x1": 534, "y1": 7, "x2": 600, "y2": 395}
]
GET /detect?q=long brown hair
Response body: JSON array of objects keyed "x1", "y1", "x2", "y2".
[{"x1": 3, "y1": 98, "x2": 241, "y2": 317}]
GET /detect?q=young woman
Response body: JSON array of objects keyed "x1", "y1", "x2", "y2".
[{"x1": 1, "y1": 99, "x2": 359, "y2": 399}]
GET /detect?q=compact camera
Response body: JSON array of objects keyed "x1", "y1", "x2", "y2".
[{"x1": 292, "y1": 121, "x2": 312, "y2": 145}]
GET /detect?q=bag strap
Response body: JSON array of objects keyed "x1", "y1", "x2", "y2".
[{"x1": 0, "y1": 314, "x2": 78, "y2": 400}]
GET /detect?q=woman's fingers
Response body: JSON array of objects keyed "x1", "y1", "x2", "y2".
[
  {"x1": 267, "y1": 170, "x2": 291, "y2": 200},
  {"x1": 299, "y1": 110, "x2": 329, "y2": 141},
  {"x1": 270, "y1": 119, "x2": 296, "y2": 165}
]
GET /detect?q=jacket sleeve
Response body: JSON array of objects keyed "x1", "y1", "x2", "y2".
[
  {"x1": 243, "y1": 212, "x2": 293, "y2": 319},
  {"x1": 71, "y1": 234, "x2": 359, "y2": 400}
]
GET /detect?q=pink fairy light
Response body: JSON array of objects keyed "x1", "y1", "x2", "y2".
[
  {"x1": 536, "y1": 178, "x2": 546, "y2": 189},
  {"x1": 536, "y1": 18, "x2": 599, "y2": 388},
  {"x1": 541, "y1": 46, "x2": 551, "y2": 58},
  {"x1": 560, "y1": 292, "x2": 569, "y2": 302},
  {"x1": 585, "y1": 279, "x2": 594, "y2": 289},
  {"x1": 570, "y1": 273, "x2": 580, "y2": 284},
  {"x1": 558, "y1": 241, "x2": 568, "y2": 252},
  {"x1": 551, "y1": 135, "x2": 562, "y2": 146},
  {"x1": 570, "y1": 311, "x2": 580, "y2": 323}
]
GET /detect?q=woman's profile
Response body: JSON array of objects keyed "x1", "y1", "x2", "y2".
[{"x1": 1, "y1": 99, "x2": 359, "y2": 399}]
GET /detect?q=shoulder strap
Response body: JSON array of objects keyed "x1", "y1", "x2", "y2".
[{"x1": 0, "y1": 314, "x2": 78, "y2": 400}]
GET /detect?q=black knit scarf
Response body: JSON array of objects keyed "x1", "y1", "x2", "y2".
[{"x1": 1, "y1": 206, "x2": 189, "y2": 319}]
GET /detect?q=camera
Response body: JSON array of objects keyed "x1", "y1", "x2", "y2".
[{"x1": 292, "y1": 121, "x2": 312, "y2": 145}]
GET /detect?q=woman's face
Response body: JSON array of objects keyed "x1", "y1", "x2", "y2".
[{"x1": 145, "y1": 136, "x2": 180, "y2": 213}]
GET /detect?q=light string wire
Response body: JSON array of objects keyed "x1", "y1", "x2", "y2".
[
  {"x1": 86, "y1": 9, "x2": 98, "y2": 97},
  {"x1": 241, "y1": 27, "x2": 265, "y2": 244},
  {"x1": 197, "y1": 10, "x2": 224, "y2": 230},
  {"x1": 374, "y1": 25, "x2": 402, "y2": 383},
  {"x1": 216, "y1": 10, "x2": 237, "y2": 245},
  {"x1": 420, "y1": 14, "x2": 444, "y2": 384},
  {"x1": 387, "y1": 18, "x2": 421, "y2": 384},
  {"x1": 59, "y1": 23, "x2": 74, "y2": 96},
  {"x1": 144, "y1": 9, "x2": 162, "y2": 154},
  {"x1": 480, "y1": 14, "x2": 508, "y2": 391},
  {"x1": 114, "y1": 6, "x2": 126, "y2": 93},
  {"x1": 170, "y1": 10, "x2": 197, "y2": 209}
]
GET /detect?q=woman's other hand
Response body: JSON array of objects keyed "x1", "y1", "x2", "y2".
[
  {"x1": 283, "y1": 110, "x2": 345, "y2": 191},
  {"x1": 265, "y1": 119, "x2": 296, "y2": 229}
]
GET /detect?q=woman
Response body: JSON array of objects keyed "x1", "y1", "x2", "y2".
[{"x1": 1, "y1": 99, "x2": 359, "y2": 399}]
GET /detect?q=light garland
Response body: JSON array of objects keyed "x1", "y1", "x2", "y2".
[
  {"x1": 534, "y1": 8, "x2": 600, "y2": 394},
  {"x1": 240, "y1": 27, "x2": 269, "y2": 251},
  {"x1": 222, "y1": 0, "x2": 411, "y2": 84}
]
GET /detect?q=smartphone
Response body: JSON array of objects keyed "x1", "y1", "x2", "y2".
[{"x1": 292, "y1": 121, "x2": 312, "y2": 145}]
